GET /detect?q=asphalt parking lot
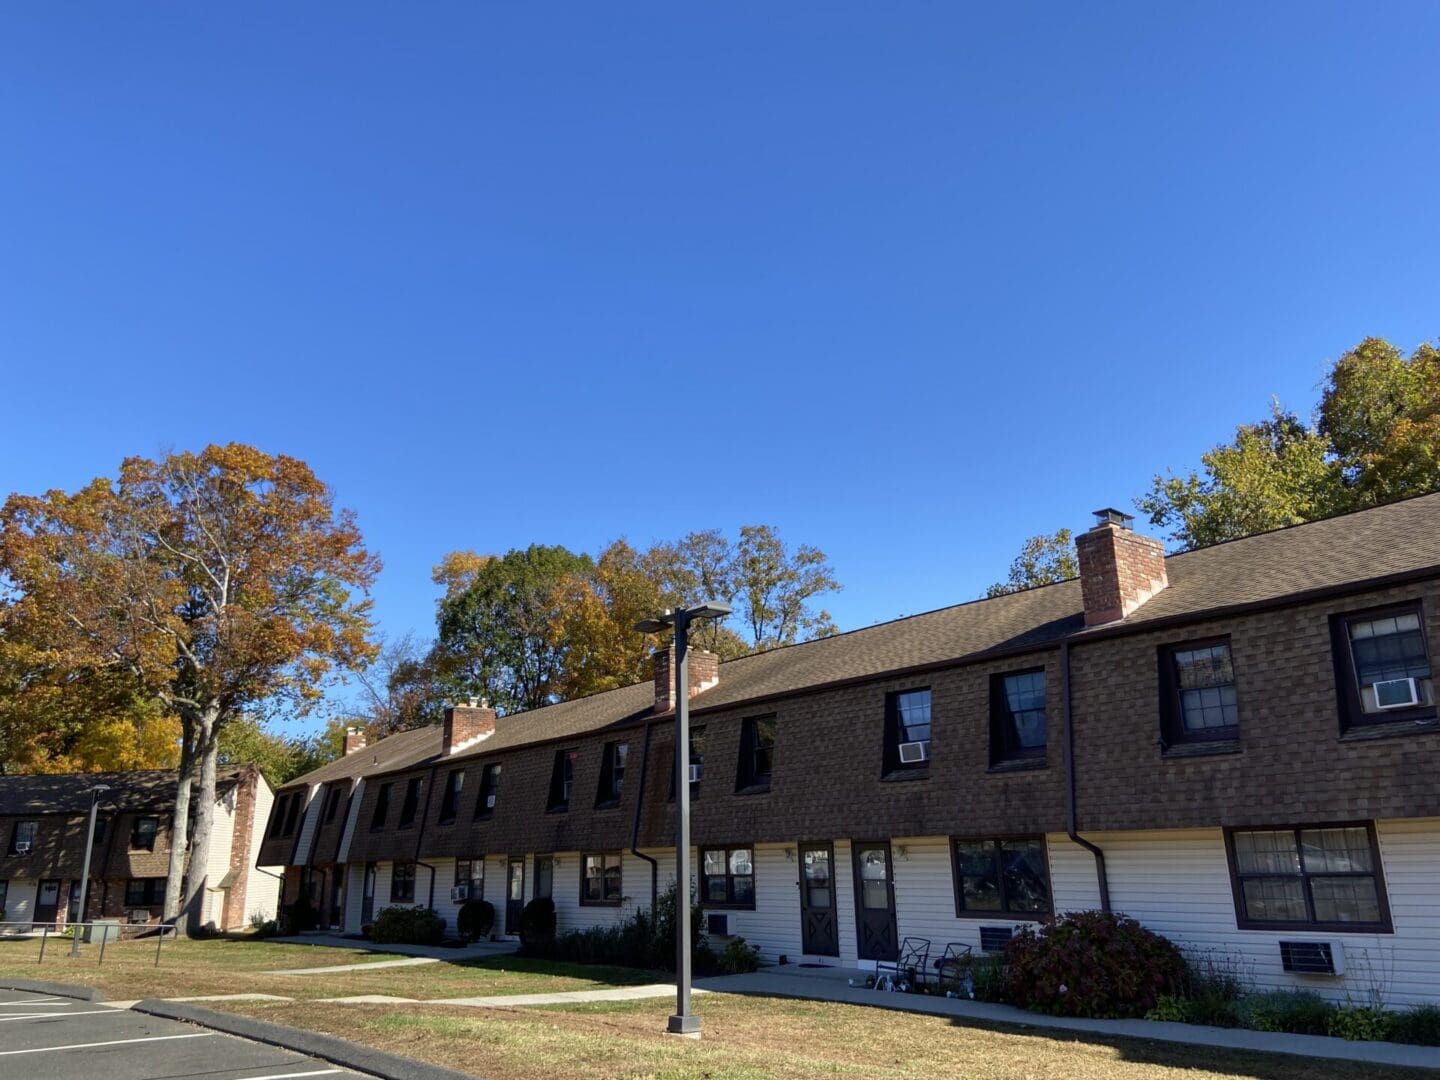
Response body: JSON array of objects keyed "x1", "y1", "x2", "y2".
[{"x1": 0, "y1": 988, "x2": 365, "y2": 1080}]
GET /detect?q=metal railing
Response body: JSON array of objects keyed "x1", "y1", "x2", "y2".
[{"x1": 0, "y1": 920, "x2": 177, "y2": 967}]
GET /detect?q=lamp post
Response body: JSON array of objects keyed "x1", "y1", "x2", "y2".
[
  {"x1": 71, "y1": 783, "x2": 111, "y2": 957},
  {"x1": 634, "y1": 600, "x2": 732, "y2": 1038}
]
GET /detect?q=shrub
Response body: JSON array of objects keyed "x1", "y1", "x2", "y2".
[
  {"x1": 250, "y1": 918, "x2": 280, "y2": 938},
  {"x1": 1391, "y1": 1005, "x2": 1440, "y2": 1046},
  {"x1": 518, "y1": 897, "x2": 555, "y2": 946},
  {"x1": 524, "y1": 881, "x2": 705, "y2": 971},
  {"x1": 966, "y1": 955, "x2": 1010, "y2": 1003},
  {"x1": 369, "y1": 906, "x2": 445, "y2": 946},
  {"x1": 1236, "y1": 991, "x2": 1337, "y2": 1035},
  {"x1": 1146, "y1": 995, "x2": 1194, "y2": 1023},
  {"x1": 719, "y1": 937, "x2": 761, "y2": 974},
  {"x1": 457, "y1": 900, "x2": 496, "y2": 942},
  {"x1": 1329, "y1": 1005, "x2": 1394, "y2": 1042},
  {"x1": 1003, "y1": 911, "x2": 1186, "y2": 1018},
  {"x1": 285, "y1": 889, "x2": 318, "y2": 933}
]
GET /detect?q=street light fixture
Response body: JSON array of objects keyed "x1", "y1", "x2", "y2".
[
  {"x1": 71, "y1": 783, "x2": 111, "y2": 957},
  {"x1": 634, "y1": 600, "x2": 732, "y2": 1038}
]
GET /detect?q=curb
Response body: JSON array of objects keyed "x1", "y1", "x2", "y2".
[
  {"x1": 133, "y1": 999, "x2": 477, "y2": 1080},
  {"x1": 0, "y1": 977, "x2": 106, "y2": 1002}
]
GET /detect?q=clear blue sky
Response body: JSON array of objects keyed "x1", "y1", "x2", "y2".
[{"x1": 3, "y1": 5, "x2": 1438, "y2": 697}]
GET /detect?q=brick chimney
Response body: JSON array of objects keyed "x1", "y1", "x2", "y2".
[
  {"x1": 1075, "y1": 508, "x2": 1169, "y2": 626},
  {"x1": 652, "y1": 646, "x2": 720, "y2": 713},
  {"x1": 343, "y1": 726, "x2": 368, "y2": 756},
  {"x1": 443, "y1": 699, "x2": 497, "y2": 755}
]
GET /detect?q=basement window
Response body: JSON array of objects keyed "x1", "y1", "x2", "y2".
[
  {"x1": 581, "y1": 852, "x2": 623, "y2": 905},
  {"x1": 951, "y1": 837, "x2": 1051, "y2": 917},
  {"x1": 1226, "y1": 824, "x2": 1391, "y2": 932}
]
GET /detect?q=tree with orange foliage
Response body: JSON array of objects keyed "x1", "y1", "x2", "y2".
[{"x1": 0, "y1": 445, "x2": 379, "y2": 931}]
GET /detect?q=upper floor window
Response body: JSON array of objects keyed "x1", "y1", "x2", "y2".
[
  {"x1": 952, "y1": 837, "x2": 1051, "y2": 917},
  {"x1": 281, "y1": 791, "x2": 303, "y2": 836},
  {"x1": 701, "y1": 846, "x2": 755, "y2": 909},
  {"x1": 1160, "y1": 639, "x2": 1239, "y2": 746},
  {"x1": 884, "y1": 689, "x2": 932, "y2": 773},
  {"x1": 548, "y1": 749, "x2": 577, "y2": 811},
  {"x1": 323, "y1": 786, "x2": 342, "y2": 823},
  {"x1": 475, "y1": 763, "x2": 501, "y2": 818},
  {"x1": 581, "y1": 852, "x2": 623, "y2": 905},
  {"x1": 990, "y1": 670, "x2": 1047, "y2": 765},
  {"x1": 93, "y1": 818, "x2": 108, "y2": 846},
  {"x1": 438, "y1": 769, "x2": 464, "y2": 823},
  {"x1": 669, "y1": 726, "x2": 706, "y2": 800},
  {"x1": 370, "y1": 782, "x2": 393, "y2": 831},
  {"x1": 1226, "y1": 824, "x2": 1390, "y2": 932},
  {"x1": 596, "y1": 742, "x2": 628, "y2": 807},
  {"x1": 129, "y1": 816, "x2": 159, "y2": 852},
  {"x1": 390, "y1": 861, "x2": 416, "y2": 903},
  {"x1": 1333, "y1": 604, "x2": 1435, "y2": 729},
  {"x1": 8, "y1": 821, "x2": 37, "y2": 856},
  {"x1": 736, "y1": 716, "x2": 776, "y2": 793},
  {"x1": 398, "y1": 777, "x2": 423, "y2": 828},
  {"x1": 266, "y1": 794, "x2": 287, "y2": 838}
]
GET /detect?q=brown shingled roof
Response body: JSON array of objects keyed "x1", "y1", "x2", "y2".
[
  {"x1": 278, "y1": 723, "x2": 445, "y2": 792},
  {"x1": 0, "y1": 765, "x2": 250, "y2": 816}
]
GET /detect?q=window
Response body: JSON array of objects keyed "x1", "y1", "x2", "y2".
[
  {"x1": 397, "y1": 777, "x2": 423, "y2": 828},
  {"x1": 93, "y1": 818, "x2": 108, "y2": 846},
  {"x1": 456, "y1": 858, "x2": 483, "y2": 899},
  {"x1": 323, "y1": 786, "x2": 342, "y2": 823},
  {"x1": 370, "y1": 782, "x2": 393, "y2": 831},
  {"x1": 124, "y1": 878, "x2": 165, "y2": 907},
  {"x1": 1333, "y1": 604, "x2": 1435, "y2": 729},
  {"x1": 534, "y1": 855, "x2": 553, "y2": 900},
  {"x1": 281, "y1": 791, "x2": 302, "y2": 836},
  {"x1": 267, "y1": 794, "x2": 287, "y2": 838},
  {"x1": 669, "y1": 726, "x2": 706, "y2": 800},
  {"x1": 390, "y1": 862, "x2": 417, "y2": 903},
  {"x1": 0, "y1": 881, "x2": 6, "y2": 914},
  {"x1": 884, "y1": 688, "x2": 932, "y2": 773},
  {"x1": 438, "y1": 769, "x2": 464, "y2": 823},
  {"x1": 475, "y1": 763, "x2": 501, "y2": 818},
  {"x1": 1160, "y1": 639, "x2": 1240, "y2": 745},
  {"x1": 990, "y1": 670, "x2": 1047, "y2": 764},
  {"x1": 581, "y1": 852, "x2": 623, "y2": 905},
  {"x1": 701, "y1": 846, "x2": 755, "y2": 909},
  {"x1": 1226, "y1": 824, "x2": 1391, "y2": 932},
  {"x1": 129, "y1": 816, "x2": 159, "y2": 852},
  {"x1": 736, "y1": 716, "x2": 776, "y2": 792},
  {"x1": 548, "y1": 749, "x2": 577, "y2": 811},
  {"x1": 8, "y1": 821, "x2": 37, "y2": 856},
  {"x1": 951, "y1": 837, "x2": 1051, "y2": 917},
  {"x1": 596, "y1": 741, "x2": 628, "y2": 807}
]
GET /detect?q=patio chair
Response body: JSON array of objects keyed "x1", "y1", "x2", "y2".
[
  {"x1": 932, "y1": 941, "x2": 974, "y2": 990},
  {"x1": 875, "y1": 936, "x2": 930, "y2": 991}
]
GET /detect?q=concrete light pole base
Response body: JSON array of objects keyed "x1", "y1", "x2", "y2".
[{"x1": 666, "y1": 1014, "x2": 702, "y2": 1038}]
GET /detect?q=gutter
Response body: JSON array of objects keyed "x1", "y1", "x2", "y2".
[
  {"x1": 628, "y1": 720, "x2": 659, "y2": 910},
  {"x1": 1062, "y1": 638, "x2": 1110, "y2": 913}
]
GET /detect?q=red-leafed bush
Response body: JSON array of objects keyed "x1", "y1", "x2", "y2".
[{"x1": 1003, "y1": 910, "x2": 1186, "y2": 1018}]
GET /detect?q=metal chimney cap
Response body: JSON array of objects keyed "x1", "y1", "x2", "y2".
[{"x1": 1092, "y1": 507, "x2": 1134, "y2": 529}]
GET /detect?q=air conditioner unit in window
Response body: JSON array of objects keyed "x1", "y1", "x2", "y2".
[
  {"x1": 898, "y1": 740, "x2": 929, "y2": 764},
  {"x1": 450, "y1": 884, "x2": 471, "y2": 903},
  {"x1": 1373, "y1": 677, "x2": 1421, "y2": 710},
  {"x1": 12, "y1": 842, "x2": 30, "y2": 856},
  {"x1": 1279, "y1": 940, "x2": 1344, "y2": 975},
  {"x1": 706, "y1": 912, "x2": 732, "y2": 936},
  {"x1": 979, "y1": 925, "x2": 1014, "y2": 953},
  {"x1": 688, "y1": 764, "x2": 702, "y2": 783},
  {"x1": 127, "y1": 909, "x2": 150, "y2": 924},
  {"x1": 485, "y1": 794, "x2": 497, "y2": 809}
]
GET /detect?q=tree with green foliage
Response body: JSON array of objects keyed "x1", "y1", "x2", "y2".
[
  {"x1": 217, "y1": 714, "x2": 347, "y2": 787},
  {"x1": 986, "y1": 529, "x2": 1078, "y2": 597}
]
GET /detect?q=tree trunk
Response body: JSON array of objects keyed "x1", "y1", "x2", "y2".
[
  {"x1": 183, "y1": 707, "x2": 221, "y2": 935},
  {"x1": 162, "y1": 721, "x2": 198, "y2": 925}
]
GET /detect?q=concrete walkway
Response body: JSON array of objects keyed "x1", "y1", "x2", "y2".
[
  {"x1": 266, "y1": 955, "x2": 441, "y2": 976},
  {"x1": 322, "y1": 983, "x2": 704, "y2": 1008},
  {"x1": 269, "y1": 933, "x2": 517, "y2": 961},
  {"x1": 697, "y1": 970, "x2": 1440, "y2": 1071}
]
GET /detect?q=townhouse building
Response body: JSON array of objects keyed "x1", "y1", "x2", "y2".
[
  {"x1": 0, "y1": 764, "x2": 279, "y2": 931},
  {"x1": 263, "y1": 495, "x2": 1440, "y2": 1005}
]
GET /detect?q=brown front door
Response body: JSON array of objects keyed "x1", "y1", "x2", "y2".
[
  {"x1": 799, "y1": 843, "x2": 839, "y2": 956},
  {"x1": 506, "y1": 857, "x2": 525, "y2": 934},
  {"x1": 852, "y1": 842, "x2": 898, "y2": 962},
  {"x1": 34, "y1": 879, "x2": 60, "y2": 927}
]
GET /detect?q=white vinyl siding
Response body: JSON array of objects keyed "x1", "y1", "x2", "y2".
[
  {"x1": 290, "y1": 784, "x2": 325, "y2": 866},
  {"x1": 335, "y1": 779, "x2": 364, "y2": 864},
  {"x1": 245, "y1": 777, "x2": 280, "y2": 924}
]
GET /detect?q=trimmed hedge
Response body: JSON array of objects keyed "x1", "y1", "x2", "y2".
[{"x1": 369, "y1": 906, "x2": 445, "y2": 945}]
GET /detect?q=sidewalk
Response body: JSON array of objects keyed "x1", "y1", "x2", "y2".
[
  {"x1": 269, "y1": 932, "x2": 518, "y2": 961},
  {"x1": 696, "y1": 969, "x2": 1440, "y2": 1072}
]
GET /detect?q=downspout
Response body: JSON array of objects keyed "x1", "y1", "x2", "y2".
[
  {"x1": 414, "y1": 765, "x2": 440, "y2": 909},
  {"x1": 628, "y1": 720, "x2": 659, "y2": 910},
  {"x1": 1062, "y1": 638, "x2": 1111, "y2": 913}
]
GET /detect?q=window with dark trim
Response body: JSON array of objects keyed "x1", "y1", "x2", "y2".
[
  {"x1": 989, "y1": 670, "x2": 1047, "y2": 764},
  {"x1": 397, "y1": 777, "x2": 422, "y2": 828},
  {"x1": 456, "y1": 857, "x2": 483, "y2": 899},
  {"x1": 129, "y1": 816, "x2": 159, "y2": 852},
  {"x1": 1332, "y1": 603, "x2": 1436, "y2": 730},
  {"x1": 124, "y1": 878, "x2": 165, "y2": 907},
  {"x1": 1160, "y1": 638, "x2": 1239, "y2": 746},
  {"x1": 581, "y1": 852, "x2": 623, "y2": 905},
  {"x1": 370, "y1": 783, "x2": 393, "y2": 831},
  {"x1": 951, "y1": 837, "x2": 1051, "y2": 917},
  {"x1": 438, "y1": 769, "x2": 464, "y2": 823},
  {"x1": 735, "y1": 716, "x2": 776, "y2": 792},
  {"x1": 595, "y1": 741, "x2": 628, "y2": 807},
  {"x1": 668, "y1": 726, "x2": 706, "y2": 800},
  {"x1": 701, "y1": 846, "x2": 755, "y2": 909},
  {"x1": 93, "y1": 818, "x2": 108, "y2": 846},
  {"x1": 475, "y1": 763, "x2": 501, "y2": 818},
  {"x1": 883, "y1": 688, "x2": 932, "y2": 773},
  {"x1": 8, "y1": 821, "x2": 37, "y2": 856},
  {"x1": 390, "y1": 861, "x2": 416, "y2": 903},
  {"x1": 323, "y1": 786, "x2": 342, "y2": 824},
  {"x1": 267, "y1": 794, "x2": 287, "y2": 838},
  {"x1": 548, "y1": 750, "x2": 577, "y2": 811},
  {"x1": 281, "y1": 791, "x2": 303, "y2": 836},
  {"x1": 1225, "y1": 824, "x2": 1391, "y2": 932}
]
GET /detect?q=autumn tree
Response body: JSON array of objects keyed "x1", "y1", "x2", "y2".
[
  {"x1": 351, "y1": 632, "x2": 448, "y2": 735},
  {"x1": 0, "y1": 444, "x2": 379, "y2": 930},
  {"x1": 985, "y1": 529, "x2": 1078, "y2": 597}
]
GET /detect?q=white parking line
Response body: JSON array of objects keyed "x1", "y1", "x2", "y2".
[
  {"x1": 0, "y1": 1008, "x2": 116, "y2": 1021},
  {"x1": 0, "y1": 997, "x2": 67, "y2": 1005},
  {"x1": 0, "y1": 1030, "x2": 215, "y2": 1055},
  {"x1": 229, "y1": 1070, "x2": 343, "y2": 1079}
]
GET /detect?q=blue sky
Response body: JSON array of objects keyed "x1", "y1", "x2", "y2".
[{"x1": 3, "y1": 4, "x2": 1437, "y2": 706}]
